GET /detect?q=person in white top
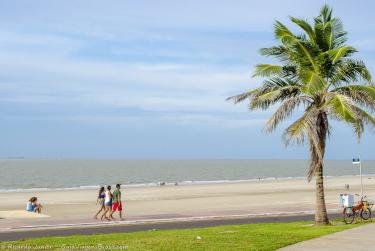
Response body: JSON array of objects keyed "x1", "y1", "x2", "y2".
[{"x1": 101, "y1": 185, "x2": 113, "y2": 221}]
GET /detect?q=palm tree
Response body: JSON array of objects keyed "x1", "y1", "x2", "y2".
[{"x1": 228, "y1": 5, "x2": 375, "y2": 224}]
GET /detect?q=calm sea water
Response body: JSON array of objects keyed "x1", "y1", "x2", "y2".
[{"x1": 1, "y1": 159, "x2": 374, "y2": 191}]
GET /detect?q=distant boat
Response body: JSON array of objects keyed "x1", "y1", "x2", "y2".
[{"x1": 5, "y1": 156, "x2": 26, "y2": 159}]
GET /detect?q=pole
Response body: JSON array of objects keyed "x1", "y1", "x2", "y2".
[{"x1": 360, "y1": 157, "x2": 363, "y2": 198}]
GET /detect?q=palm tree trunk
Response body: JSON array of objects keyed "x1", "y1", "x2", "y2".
[
  {"x1": 315, "y1": 162, "x2": 329, "y2": 224},
  {"x1": 314, "y1": 112, "x2": 329, "y2": 225}
]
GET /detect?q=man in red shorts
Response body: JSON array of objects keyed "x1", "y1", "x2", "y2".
[{"x1": 111, "y1": 184, "x2": 124, "y2": 220}]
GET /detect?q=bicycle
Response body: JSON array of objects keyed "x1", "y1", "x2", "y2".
[{"x1": 343, "y1": 194, "x2": 374, "y2": 224}]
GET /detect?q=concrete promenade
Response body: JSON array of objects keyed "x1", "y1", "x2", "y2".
[{"x1": 280, "y1": 223, "x2": 375, "y2": 251}]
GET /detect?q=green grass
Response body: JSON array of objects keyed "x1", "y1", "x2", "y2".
[{"x1": 0, "y1": 220, "x2": 370, "y2": 251}]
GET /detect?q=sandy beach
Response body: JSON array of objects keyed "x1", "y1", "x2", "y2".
[{"x1": 1, "y1": 175, "x2": 375, "y2": 230}]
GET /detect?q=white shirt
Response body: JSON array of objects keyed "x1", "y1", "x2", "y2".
[{"x1": 104, "y1": 191, "x2": 111, "y2": 203}]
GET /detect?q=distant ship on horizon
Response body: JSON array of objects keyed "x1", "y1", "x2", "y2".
[{"x1": 5, "y1": 156, "x2": 26, "y2": 159}]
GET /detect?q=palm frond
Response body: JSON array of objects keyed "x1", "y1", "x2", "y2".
[
  {"x1": 274, "y1": 21, "x2": 319, "y2": 72},
  {"x1": 313, "y1": 5, "x2": 347, "y2": 50},
  {"x1": 282, "y1": 106, "x2": 319, "y2": 144},
  {"x1": 226, "y1": 88, "x2": 261, "y2": 104},
  {"x1": 274, "y1": 20, "x2": 297, "y2": 45},
  {"x1": 259, "y1": 46, "x2": 288, "y2": 59},
  {"x1": 246, "y1": 78, "x2": 302, "y2": 109},
  {"x1": 300, "y1": 70, "x2": 327, "y2": 94},
  {"x1": 283, "y1": 106, "x2": 324, "y2": 179},
  {"x1": 249, "y1": 85, "x2": 300, "y2": 110},
  {"x1": 314, "y1": 5, "x2": 333, "y2": 25},
  {"x1": 351, "y1": 105, "x2": 375, "y2": 128},
  {"x1": 327, "y1": 46, "x2": 357, "y2": 64},
  {"x1": 290, "y1": 17, "x2": 317, "y2": 45},
  {"x1": 333, "y1": 85, "x2": 375, "y2": 111},
  {"x1": 253, "y1": 64, "x2": 283, "y2": 77},
  {"x1": 265, "y1": 96, "x2": 311, "y2": 133},
  {"x1": 326, "y1": 94, "x2": 364, "y2": 137},
  {"x1": 331, "y1": 59, "x2": 372, "y2": 86},
  {"x1": 330, "y1": 18, "x2": 347, "y2": 48}
]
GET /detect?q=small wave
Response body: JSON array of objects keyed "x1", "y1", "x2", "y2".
[
  {"x1": 0, "y1": 186, "x2": 100, "y2": 193},
  {"x1": 1, "y1": 174, "x2": 375, "y2": 193}
]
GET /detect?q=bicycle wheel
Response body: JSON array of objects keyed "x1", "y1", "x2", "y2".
[
  {"x1": 343, "y1": 207, "x2": 355, "y2": 224},
  {"x1": 360, "y1": 208, "x2": 371, "y2": 220}
]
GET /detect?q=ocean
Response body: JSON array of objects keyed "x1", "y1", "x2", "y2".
[{"x1": 1, "y1": 159, "x2": 374, "y2": 192}]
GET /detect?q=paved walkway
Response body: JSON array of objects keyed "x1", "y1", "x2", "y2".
[
  {"x1": 0, "y1": 213, "x2": 343, "y2": 242},
  {"x1": 280, "y1": 223, "x2": 375, "y2": 251}
]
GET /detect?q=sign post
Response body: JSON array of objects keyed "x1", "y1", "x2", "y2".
[{"x1": 353, "y1": 158, "x2": 363, "y2": 198}]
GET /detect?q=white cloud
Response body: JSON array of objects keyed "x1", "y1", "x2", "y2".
[{"x1": 0, "y1": 43, "x2": 258, "y2": 115}]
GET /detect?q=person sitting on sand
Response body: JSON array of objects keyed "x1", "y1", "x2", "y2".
[
  {"x1": 26, "y1": 197, "x2": 42, "y2": 213},
  {"x1": 110, "y1": 184, "x2": 124, "y2": 220},
  {"x1": 94, "y1": 186, "x2": 105, "y2": 219},
  {"x1": 101, "y1": 185, "x2": 113, "y2": 221}
]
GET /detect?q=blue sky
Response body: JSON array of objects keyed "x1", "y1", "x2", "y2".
[{"x1": 0, "y1": 0, "x2": 374, "y2": 159}]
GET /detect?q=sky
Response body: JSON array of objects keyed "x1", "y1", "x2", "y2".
[{"x1": 0, "y1": 0, "x2": 374, "y2": 159}]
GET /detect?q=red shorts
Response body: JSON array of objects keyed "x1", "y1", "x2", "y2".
[{"x1": 112, "y1": 202, "x2": 122, "y2": 211}]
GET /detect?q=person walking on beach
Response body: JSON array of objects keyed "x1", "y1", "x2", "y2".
[
  {"x1": 94, "y1": 186, "x2": 105, "y2": 219},
  {"x1": 101, "y1": 185, "x2": 113, "y2": 221},
  {"x1": 111, "y1": 184, "x2": 124, "y2": 220}
]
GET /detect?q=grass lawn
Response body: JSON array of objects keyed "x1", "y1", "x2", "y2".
[{"x1": 0, "y1": 220, "x2": 370, "y2": 251}]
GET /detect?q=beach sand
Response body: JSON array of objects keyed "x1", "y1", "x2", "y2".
[{"x1": 1, "y1": 175, "x2": 375, "y2": 230}]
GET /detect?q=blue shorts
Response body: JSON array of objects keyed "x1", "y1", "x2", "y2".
[
  {"x1": 26, "y1": 205, "x2": 35, "y2": 212},
  {"x1": 105, "y1": 200, "x2": 112, "y2": 207}
]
